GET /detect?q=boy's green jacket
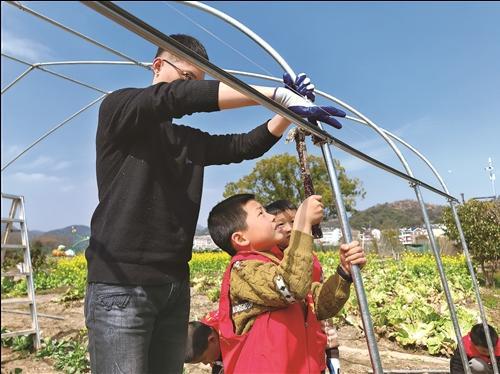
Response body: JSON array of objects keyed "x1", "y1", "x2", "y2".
[{"x1": 229, "y1": 230, "x2": 352, "y2": 334}]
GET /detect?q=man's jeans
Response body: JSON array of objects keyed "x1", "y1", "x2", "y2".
[{"x1": 84, "y1": 279, "x2": 190, "y2": 374}]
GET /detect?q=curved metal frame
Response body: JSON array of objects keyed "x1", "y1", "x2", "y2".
[
  {"x1": 2, "y1": 1, "x2": 496, "y2": 371},
  {"x1": 180, "y1": 1, "x2": 495, "y2": 371},
  {"x1": 2, "y1": 53, "x2": 109, "y2": 94},
  {"x1": 1, "y1": 67, "x2": 459, "y2": 203}
]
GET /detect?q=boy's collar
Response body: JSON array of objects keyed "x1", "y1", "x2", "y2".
[
  {"x1": 234, "y1": 245, "x2": 283, "y2": 259},
  {"x1": 269, "y1": 245, "x2": 284, "y2": 260}
]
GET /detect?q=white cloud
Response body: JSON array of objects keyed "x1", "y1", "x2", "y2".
[
  {"x1": 59, "y1": 185, "x2": 75, "y2": 192},
  {"x1": 11, "y1": 172, "x2": 62, "y2": 183},
  {"x1": 1, "y1": 144, "x2": 22, "y2": 158},
  {"x1": 1, "y1": 30, "x2": 53, "y2": 62},
  {"x1": 22, "y1": 156, "x2": 52, "y2": 169},
  {"x1": 396, "y1": 117, "x2": 436, "y2": 134},
  {"x1": 18, "y1": 156, "x2": 71, "y2": 171},
  {"x1": 336, "y1": 118, "x2": 432, "y2": 172},
  {"x1": 52, "y1": 161, "x2": 71, "y2": 171}
]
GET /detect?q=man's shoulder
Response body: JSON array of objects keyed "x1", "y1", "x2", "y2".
[
  {"x1": 100, "y1": 87, "x2": 140, "y2": 106},
  {"x1": 106, "y1": 87, "x2": 143, "y2": 99}
]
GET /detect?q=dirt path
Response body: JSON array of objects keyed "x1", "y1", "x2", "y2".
[{"x1": 0, "y1": 289, "x2": 470, "y2": 374}]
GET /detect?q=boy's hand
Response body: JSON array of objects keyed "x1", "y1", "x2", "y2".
[
  {"x1": 321, "y1": 319, "x2": 339, "y2": 348},
  {"x1": 293, "y1": 195, "x2": 324, "y2": 234},
  {"x1": 339, "y1": 241, "x2": 366, "y2": 274},
  {"x1": 302, "y1": 195, "x2": 324, "y2": 226}
]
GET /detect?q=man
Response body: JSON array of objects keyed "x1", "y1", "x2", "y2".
[{"x1": 85, "y1": 34, "x2": 345, "y2": 373}]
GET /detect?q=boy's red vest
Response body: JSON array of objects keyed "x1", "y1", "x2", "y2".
[
  {"x1": 202, "y1": 309, "x2": 220, "y2": 331},
  {"x1": 218, "y1": 250, "x2": 327, "y2": 373},
  {"x1": 463, "y1": 332, "x2": 500, "y2": 364}
]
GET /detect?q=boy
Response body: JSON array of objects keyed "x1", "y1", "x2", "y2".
[
  {"x1": 450, "y1": 323, "x2": 500, "y2": 374},
  {"x1": 207, "y1": 193, "x2": 366, "y2": 373},
  {"x1": 265, "y1": 199, "x2": 325, "y2": 282},
  {"x1": 185, "y1": 198, "x2": 346, "y2": 372},
  {"x1": 185, "y1": 312, "x2": 223, "y2": 374},
  {"x1": 266, "y1": 199, "x2": 341, "y2": 373}
]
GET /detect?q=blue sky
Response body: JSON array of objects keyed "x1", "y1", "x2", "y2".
[{"x1": 1, "y1": 1, "x2": 499, "y2": 231}]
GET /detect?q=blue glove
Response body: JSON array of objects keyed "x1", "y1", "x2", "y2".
[
  {"x1": 283, "y1": 72, "x2": 316, "y2": 102},
  {"x1": 288, "y1": 105, "x2": 345, "y2": 129},
  {"x1": 273, "y1": 86, "x2": 346, "y2": 129}
]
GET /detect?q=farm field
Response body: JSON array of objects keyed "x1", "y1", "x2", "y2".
[{"x1": 1, "y1": 252, "x2": 499, "y2": 373}]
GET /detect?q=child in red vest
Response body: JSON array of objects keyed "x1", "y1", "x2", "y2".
[
  {"x1": 185, "y1": 199, "x2": 345, "y2": 372},
  {"x1": 206, "y1": 193, "x2": 366, "y2": 373},
  {"x1": 265, "y1": 199, "x2": 341, "y2": 373},
  {"x1": 450, "y1": 323, "x2": 500, "y2": 373},
  {"x1": 184, "y1": 312, "x2": 223, "y2": 374}
]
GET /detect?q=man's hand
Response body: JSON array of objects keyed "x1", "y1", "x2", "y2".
[
  {"x1": 339, "y1": 241, "x2": 366, "y2": 274},
  {"x1": 293, "y1": 195, "x2": 324, "y2": 234},
  {"x1": 289, "y1": 106, "x2": 345, "y2": 129},
  {"x1": 273, "y1": 87, "x2": 346, "y2": 129},
  {"x1": 283, "y1": 72, "x2": 316, "y2": 102}
]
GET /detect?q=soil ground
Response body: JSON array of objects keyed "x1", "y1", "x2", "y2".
[{"x1": 2, "y1": 287, "x2": 498, "y2": 374}]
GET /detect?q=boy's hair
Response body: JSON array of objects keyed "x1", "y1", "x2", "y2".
[
  {"x1": 155, "y1": 34, "x2": 209, "y2": 60},
  {"x1": 208, "y1": 194, "x2": 255, "y2": 256},
  {"x1": 185, "y1": 321, "x2": 213, "y2": 363},
  {"x1": 470, "y1": 323, "x2": 498, "y2": 348},
  {"x1": 265, "y1": 199, "x2": 298, "y2": 216}
]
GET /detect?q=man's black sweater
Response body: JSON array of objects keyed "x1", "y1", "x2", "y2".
[{"x1": 86, "y1": 80, "x2": 280, "y2": 285}]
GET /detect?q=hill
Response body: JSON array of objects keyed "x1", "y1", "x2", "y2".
[
  {"x1": 349, "y1": 200, "x2": 444, "y2": 230},
  {"x1": 40, "y1": 225, "x2": 90, "y2": 239},
  {"x1": 1, "y1": 224, "x2": 90, "y2": 254},
  {"x1": 32, "y1": 225, "x2": 90, "y2": 251},
  {"x1": 195, "y1": 224, "x2": 209, "y2": 236}
]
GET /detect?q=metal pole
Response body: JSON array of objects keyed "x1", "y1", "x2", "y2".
[
  {"x1": 1, "y1": 309, "x2": 65, "y2": 321},
  {"x1": 19, "y1": 195, "x2": 41, "y2": 349},
  {"x1": 412, "y1": 185, "x2": 471, "y2": 371},
  {"x1": 1, "y1": 94, "x2": 108, "y2": 172},
  {"x1": 35, "y1": 60, "x2": 152, "y2": 67},
  {"x1": 449, "y1": 202, "x2": 499, "y2": 373},
  {"x1": 1, "y1": 66, "x2": 35, "y2": 95},
  {"x1": 2, "y1": 53, "x2": 109, "y2": 94},
  {"x1": 319, "y1": 134, "x2": 384, "y2": 372},
  {"x1": 4, "y1": 1, "x2": 150, "y2": 70},
  {"x1": 486, "y1": 158, "x2": 496, "y2": 199},
  {"x1": 378, "y1": 134, "x2": 499, "y2": 372}
]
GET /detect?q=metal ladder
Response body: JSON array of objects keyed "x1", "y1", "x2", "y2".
[{"x1": 1, "y1": 193, "x2": 41, "y2": 349}]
